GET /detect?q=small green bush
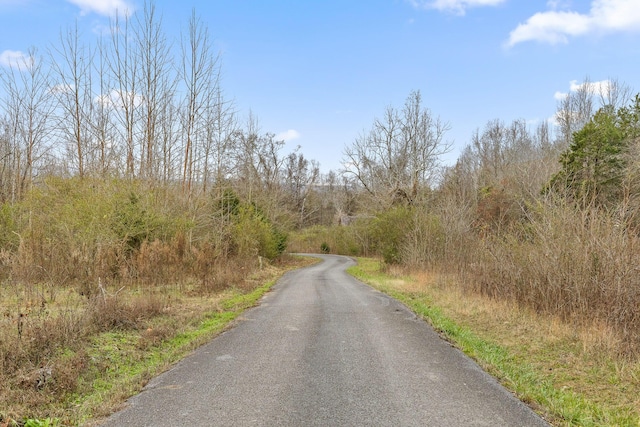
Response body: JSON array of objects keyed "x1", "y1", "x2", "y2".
[
  {"x1": 232, "y1": 204, "x2": 287, "y2": 260},
  {"x1": 24, "y1": 418, "x2": 60, "y2": 427},
  {"x1": 370, "y1": 206, "x2": 413, "y2": 264}
]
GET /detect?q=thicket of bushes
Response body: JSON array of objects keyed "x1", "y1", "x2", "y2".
[
  {"x1": 291, "y1": 194, "x2": 640, "y2": 356},
  {"x1": 0, "y1": 177, "x2": 287, "y2": 286},
  {"x1": 292, "y1": 92, "x2": 640, "y2": 356},
  {"x1": 0, "y1": 177, "x2": 289, "y2": 421}
]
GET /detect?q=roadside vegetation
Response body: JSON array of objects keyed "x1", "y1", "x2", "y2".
[
  {"x1": 1, "y1": 253, "x2": 310, "y2": 426},
  {"x1": 0, "y1": 177, "x2": 315, "y2": 426},
  {"x1": 294, "y1": 83, "x2": 640, "y2": 362},
  {"x1": 288, "y1": 83, "x2": 640, "y2": 425},
  {"x1": 349, "y1": 258, "x2": 640, "y2": 426},
  {"x1": 2, "y1": 1, "x2": 640, "y2": 425},
  {"x1": 0, "y1": 2, "x2": 321, "y2": 423}
]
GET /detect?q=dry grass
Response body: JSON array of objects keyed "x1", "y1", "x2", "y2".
[
  {"x1": 0, "y1": 178, "x2": 303, "y2": 424},
  {"x1": 383, "y1": 263, "x2": 640, "y2": 422},
  {"x1": 461, "y1": 202, "x2": 640, "y2": 357},
  {"x1": 0, "y1": 254, "x2": 310, "y2": 425},
  {"x1": 393, "y1": 197, "x2": 640, "y2": 358}
]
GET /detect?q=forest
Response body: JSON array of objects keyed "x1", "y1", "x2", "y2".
[{"x1": 1, "y1": 2, "x2": 640, "y2": 425}]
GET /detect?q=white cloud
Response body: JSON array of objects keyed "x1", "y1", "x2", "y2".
[
  {"x1": 95, "y1": 89, "x2": 143, "y2": 109},
  {"x1": 507, "y1": 11, "x2": 591, "y2": 45},
  {"x1": 276, "y1": 129, "x2": 301, "y2": 142},
  {"x1": 0, "y1": 49, "x2": 33, "y2": 69},
  {"x1": 65, "y1": 0, "x2": 134, "y2": 17},
  {"x1": 570, "y1": 78, "x2": 612, "y2": 96},
  {"x1": 548, "y1": 113, "x2": 562, "y2": 127},
  {"x1": 554, "y1": 91, "x2": 568, "y2": 101},
  {"x1": 553, "y1": 79, "x2": 613, "y2": 103},
  {"x1": 407, "y1": 0, "x2": 505, "y2": 15},
  {"x1": 507, "y1": 0, "x2": 640, "y2": 47}
]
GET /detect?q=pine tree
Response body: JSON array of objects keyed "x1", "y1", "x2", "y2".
[{"x1": 546, "y1": 95, "x2": 640, "y2": 208}]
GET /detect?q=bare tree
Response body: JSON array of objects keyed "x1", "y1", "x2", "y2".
[
  {"x1": 468, "y1": 119, "x2": 535, "y2": 186},
  {"x1": 93, "y1": 38, "x2": 120, "y2": 176},
  {"x1": 203, "y1": 86, "x2": 236, "y2": 195},
  {"x1": 133, "y1": 1, "x2": 176, "y2": 180},
  {"x1": 556, "y1": 76, "x2": 596, "y2": 147},
  {"x1": 228, "y1": 112, "x2": 298, "y2": 225},
  {"x1": 158, "y1": 96, "x2": 180, "y2": 184},
  {"x1": 231, "y1": 113, "x2": 287, "y2": 202},
  {"x1": 534, "y1": 119, "x2": 552, "y2": 152},
  {"x1": 463, "y1": 118, "x2": 555, "y2": 198},
  {"x1": 0, "y1": 47, "x2": 55, "y2": 199},
  {"x1": 105, "y1": 13, "x2": 139, "y2": 177},
  {"x1": 402, "y1": 90, "x2": 451, "y2": 199},
  {"x1": 231, "y1": 112, "x2": 262, "y2": 202},
  {"x1": 256, "y1": 134, "x2": 285, "y2": 195},
  {"x1": 343, "y1": 90, "x2": 450, "y2": 205},
  {"x1": 597, "y1": 77, "x2": 633, "y2": 111},
  {"x1": 179, "y1": 9, "x2": 221, "y2": 195},
  {"x1": 49, "y1": 22, "x2": 93, "y2": 178},
  {"x1": 284, "y1": 151, "x2": 319, "y2": 226},
  {"x1": 0, "y1": 117, "x2": 13, "y2": 201}
]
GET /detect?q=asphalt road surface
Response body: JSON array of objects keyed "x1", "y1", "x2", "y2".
[{"x1": 102, "y1": 254, "x2": 550, "y2": 426}]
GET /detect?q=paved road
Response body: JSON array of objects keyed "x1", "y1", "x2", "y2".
[{"x1": 102, "y1": 254, "x2": 549, "y2": 426}]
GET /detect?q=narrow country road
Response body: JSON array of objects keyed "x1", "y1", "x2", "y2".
[{"x1": 101, "y1": 254, "x2": 549, "y2": 426}]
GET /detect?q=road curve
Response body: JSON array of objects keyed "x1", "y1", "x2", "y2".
[{"x1": 101, "y1": 254, "x2": 549, "y2": 426}]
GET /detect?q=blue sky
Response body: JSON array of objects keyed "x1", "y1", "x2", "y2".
[{"x1": 1, "y1": 0, "x2": 639, "y2": 172}]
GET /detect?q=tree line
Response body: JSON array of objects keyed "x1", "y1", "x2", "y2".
[
  {"x1": 324, "y1": 77, "x2": 640, "y2": 355},
  {"x1": 0, "y1": 3, "x2": 323, "y2": 214},
  {"x1": 3, "y1": 0, "x2": 640, "y2": 355}
]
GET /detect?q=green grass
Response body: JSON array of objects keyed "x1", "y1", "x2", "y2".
[
  {"x1": 348, "y1": 258, "x2": 640, "y2": 427},
  {"x1": 23, "y1": 419, "x2": 61, "y2": 427},
  {"x1": 69, "y1": 280, "x2": 283, "y2": 425},
  {"x1": 0, "y1": 255, "x2": 317, "y2": 426}
]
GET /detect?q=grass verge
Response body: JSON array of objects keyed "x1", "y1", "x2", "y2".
[
  {"x1": 348, "y1": 257, "x2": 640, "y2": 427},
  {"x1": 77, "y1": 282, "x2": 276, "y2": 425},
  {"x1": 1, "y1": 255, "x2": 316, "y2": 427}
]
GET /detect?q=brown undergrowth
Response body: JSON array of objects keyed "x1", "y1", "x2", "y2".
[
  {"x1": 380, "y1": 261, "x2": 640, "y2": 425},
  {"x1": 0, "y1": 255, "x2": 309, "y2": 426},
  {"x1": 0, "y1": 177, "x2": 296, "y2": 426}
]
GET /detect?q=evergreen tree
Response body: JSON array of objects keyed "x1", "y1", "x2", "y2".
[{"x1": 546, "y1": 95, "x2": 640, "y2": 208}]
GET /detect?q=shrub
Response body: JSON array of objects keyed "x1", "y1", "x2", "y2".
[
  {"x1": 463, "y1": 200, "x2": 640, "y2": 354},
  {"x1": 401, "y1": 211, "x2": 446, "y2": 268},
  {"x1": 0, "y1": 203, "x2": 19, "y2": 251},
  {"x1": 369, "y1": 206, "x2": 413, "y2": 264}
]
